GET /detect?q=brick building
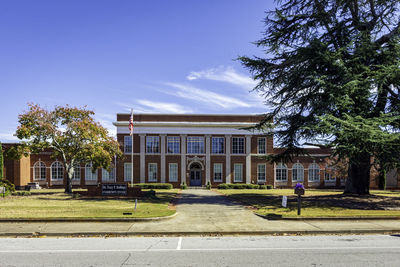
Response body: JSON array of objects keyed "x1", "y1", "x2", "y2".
[{"x1": 2, "y1": 113, "x2": 399, "y2": 189}]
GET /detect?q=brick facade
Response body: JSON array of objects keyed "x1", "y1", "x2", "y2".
[{"x1": 2, "y1": 114, "x2": 399, "y2": 189}]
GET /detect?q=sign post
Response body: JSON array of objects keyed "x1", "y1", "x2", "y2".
[{"x1": 294, "y1": 183, "x2": 305, "y2": 215}]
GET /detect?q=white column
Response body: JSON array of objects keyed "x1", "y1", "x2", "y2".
[
  {"x1": 225, "y1": 135, "x2": 231, "y2": 184},
  {"x1": 180, "y1": 134, "x2": 187, "y2": 185},
  {"x1": 160, "y1": 134, "x2": 166, "y2": 183},
  {"x1": 205, "y1": 134, "x2": 211, "y2": 184},
  {"x1": 246, "y1": 135, "x2": 251, "y2": 184},
  {"x1": 139, "y1": 134, "x2": 146, "y2": 183}
]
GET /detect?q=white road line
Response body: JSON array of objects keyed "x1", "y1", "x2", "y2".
[
  {"x1": 1, "y1": 246, "x2": 400, "y2": 253},
  {"x1": 176, "y1": 237, "x2": 182, "y2": 250}
]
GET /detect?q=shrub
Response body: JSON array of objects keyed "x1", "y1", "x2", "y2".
[
  {"x1": 259, "y1": 185, "x2": 267, "y2": 189},
  {"x1": 142, "y1": 189, "x2": 156, "y2": 198},
  {"x1": 206, "y1": 181, "x2": 211, "y2": 190},
  {"x1": 180, "y1": 182, "x2": 187, "y2": 190},
  {"x1": 217, "y1": 183, "x2": 259, "y2": 189},
  {"x1": 132, "y1": 183, "x2": 173, "y2": 189},
  {"x1": 266, "y1": 185, "x2": 273, "y2": 189},
  {"x1": 0, "y1": 178, "x2": 15, "y2": 192},
  {"x1": 11, "y1": 191, "x2": 31, "y2": 196},
  {"x1": 217, "y1": 183, "x2": 229, "y2": 189}
]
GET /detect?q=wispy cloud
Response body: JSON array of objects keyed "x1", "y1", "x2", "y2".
[
  {"x1": 187, "y1": 66, "x2": 257, "y2": 90},
  {"x1": 116, "y1": 100, "x2": 193, "y2": 114},
  {"x1": 163, "y1": 82, "x2": 251, "y2": 109},
  {"x1": 0, "y1": 132, "x2": 19, "y2": 142}
]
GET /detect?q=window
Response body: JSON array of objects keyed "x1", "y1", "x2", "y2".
[
  {"x1": 233, "y1": 164, "x2": 243, "y2": 182},
  {"x1": 33, "y1": 161, "x2": 46, "y2": 180},
  {"x1": 211, "y1": 137, "x2": 224, "y2": 154},
  {"x1": 324, "y1": 165, "x2": 335, "y2": 181},
  {"x1": 276, "y1": 163, "x2": 288, "y2": 181},
  {"x1": 213, "y1": 163, "x2": 223, "y2": 182},
  {"x1": 51, "y1": 161, "x2": 63, "y2": 180},
  {"x1": 169, "y1": 163, "x2": 178, "y2": 182},
  {"x1": 124, "y1": 163, "x2": 132, "y2": 182},
  {"x1": 102, "y1": 166, "x2": 115, "y2": 181},
  {"x1": 308, "y1": 163, "x2": 320, "y2": 182},
  {"x1": 257, "y1": 164, "x2": 266, "y2": 182},
  {"x1": 232, "y1": 137, "x2": 245, "y2": 154},
  {"x1": 148, "y1": 163, "x2": 157, "y2": 182},
  {"x1": 85, "y1": 163, "x2": 98, "y2": 181},
  {"x1": 167, "y1": 136, "x2": 180, "y2": 154},
  {"x1": 72, "y1": 163, "x2": 81, "y2": 180},
  {"x1": 292, "y1": 163, "x2": 304, "y2": 182},
  {"x1": 124, "y1": 136, "x2": 132, "y2": 153},
  {"x1": 187, "y1": 136, "x2": 204, "y2": 154},
  {"x1": 258, "y1": 137, "x2": 266, "y2": 154},
  {"x1": 146, "y1": 136, "x2": 160, "y2": 153}
]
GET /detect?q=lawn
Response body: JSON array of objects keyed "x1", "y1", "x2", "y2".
[
  {"x1": 217, "y1": 189, "x2": 400, "y2": 218},
  {"x1": 0, "y1": 189, "x2": 179, "y2": 219}
]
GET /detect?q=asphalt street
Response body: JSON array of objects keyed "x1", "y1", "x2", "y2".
[{"x1": 0, "y1": 235, "x2": 399, "y2": 266}]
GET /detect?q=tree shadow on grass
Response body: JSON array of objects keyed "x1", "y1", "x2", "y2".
[{"x1": 228, "y1": 193, "x2": 400, "y2": 211}]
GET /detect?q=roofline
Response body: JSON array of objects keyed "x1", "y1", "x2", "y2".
[{"x1": 116, "y1": 113, "x2": 267, "y2": 116}]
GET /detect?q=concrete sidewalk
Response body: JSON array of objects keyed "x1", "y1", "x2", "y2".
[{"x1": 1, "y1": 189, "x2": 400, "y2": 236}]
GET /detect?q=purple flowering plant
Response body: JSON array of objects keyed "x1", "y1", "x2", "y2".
[{"x1": 294, "y1": 183, "x2": 304, "y2": 190}]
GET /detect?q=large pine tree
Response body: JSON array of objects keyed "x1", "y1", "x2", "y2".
[{"x1": 240, "y1": 0, "x2": 400, "y2": 194}]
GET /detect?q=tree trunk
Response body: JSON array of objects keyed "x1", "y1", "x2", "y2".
[
  {"x1": 64, "y1": 163, "x2": 73, "y2": 194},
  {"x1": 378, "y1": 168, "x2": 387, "y2": 190},
  {"x1": 344, "y1": 153, "x2": 371, "y2": 195}
]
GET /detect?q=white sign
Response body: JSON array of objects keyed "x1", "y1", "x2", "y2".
[
  {"x1": 282, "y1": 196, "x2": 287, "y2": 207},
  {"x1": 0, "y1": 187, "x2": 5, "y2": 194}
]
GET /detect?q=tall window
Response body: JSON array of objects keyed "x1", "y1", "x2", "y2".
[
  {"x1": 167, "y1": 136, "x2": 180, "y2": 154},
  {"x1": 257, "y1": 164, "x2": 266, "y2": 182},
  {"x1": 276, "y1": 163, "x2": 288, "y2": 181},
  {"x1": 232, "y1": 137, "x2": 245, "y2": 154},
  {"x1": 72, "y1": 163, "x2": 81, "y2": 180},
  {"x1": 308, "y1": 163, "x2": 320, "y2": 182},
  {"x1": 124, "y1": 136, "x2": 132, "y2": 153},
  {"x1": 169, "y1": 163, "x2": 178, "y2": 182},
  {"x1": 85, "y1": 163, "x2": 98, "y2": 181},
  {"x1": 258, "y1": 137, "x2": 266, "y2": 154},
  {"x1": 233, "y1": 163, "x2": 243, "y2": 182},
  {"x1": 146, "y1": 136, "x2": 160, "y2": 153},
  {"x1": 187, "y1": 136, "x2": 204, "y2": 154},
  {"x1": 51, "y1": 161, "x2": 63, "y2": 180},
  {"x1": 33, "y1": 161, "x2": 46, "y2": 180},
  {"x1": 124, "y1": 163, "x2": 132, "y2": 182},
  {"x1": 102, "y1": 166, "x2": 115, "y2": 181},
  {"x1": 211, "y1": 137, "x2": 224, "y2": 154},
  {"x1": 148, "y1": 163, "x2": 157, "y2": 182},
  {"x1": 324, "y1": 165, "x2": 335, "y2": 181},
  {"x1": 292, "y1": 163, "x2": 304, "y2": 182},
  {"x1": 213, "y1": 163, "x2": 223, "y2": 182}
]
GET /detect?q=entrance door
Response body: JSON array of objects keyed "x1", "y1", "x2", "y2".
[{"x1": 190, "y1": 170, "x2": 202, "y2": 186}]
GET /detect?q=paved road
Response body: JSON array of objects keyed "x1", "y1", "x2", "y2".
[{"x1": 1, "y1": 235, "x2": 399, "y2": 266}]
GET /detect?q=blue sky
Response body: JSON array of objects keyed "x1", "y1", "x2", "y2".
[{"x1": 0, "y1": 0, "x2": 275, "y2": 141}]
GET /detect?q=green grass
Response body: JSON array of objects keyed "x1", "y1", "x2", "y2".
[
  {"x1": 0, "y1": 189, "x2": 178, "y2": 219},
  {"x1": 217, "y1": 189, "x2": 400, "y2": 218}
]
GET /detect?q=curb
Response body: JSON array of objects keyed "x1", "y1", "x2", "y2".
[
  {"x1": 0, "y1": 212, "x2": 177, "y2": 223},
  {"x1": 1, "y1": 229, "x2": 400, "y2": 237},
  {"x1": 257, "y1": 214, "x2": 400, "y2": 221}
]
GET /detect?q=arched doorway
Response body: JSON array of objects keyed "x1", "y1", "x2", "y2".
[{"x1": 189, "y1": 162, "x2": 202, "y2": 186}]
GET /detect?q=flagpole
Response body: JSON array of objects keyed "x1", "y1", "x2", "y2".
[{"x1": 131, "y1": 109, "x2": 134, "y2": 186}]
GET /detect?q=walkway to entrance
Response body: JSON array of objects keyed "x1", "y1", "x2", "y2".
[{"x1": 130, "y1": 189, "x2": 274, "y2": 232}]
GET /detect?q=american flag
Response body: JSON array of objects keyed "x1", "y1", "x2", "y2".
[{"x1": 129, "y1": 109, "x2": 134, "y2": 136}]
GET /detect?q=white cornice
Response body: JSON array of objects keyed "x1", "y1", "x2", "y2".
[{"x1": 113, "y1": 121, "x2": 257, "y2": 128}]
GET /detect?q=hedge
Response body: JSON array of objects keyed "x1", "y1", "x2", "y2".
[
  {"x1": 217, "y1": 183, "x2": 274, "y2": 190},
  {"x1": 131, "y1": 183, "x2": 173, "y2": 189},
  {"x1": 0, "y1": 178, "x2": 16, "y2": 192}
]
